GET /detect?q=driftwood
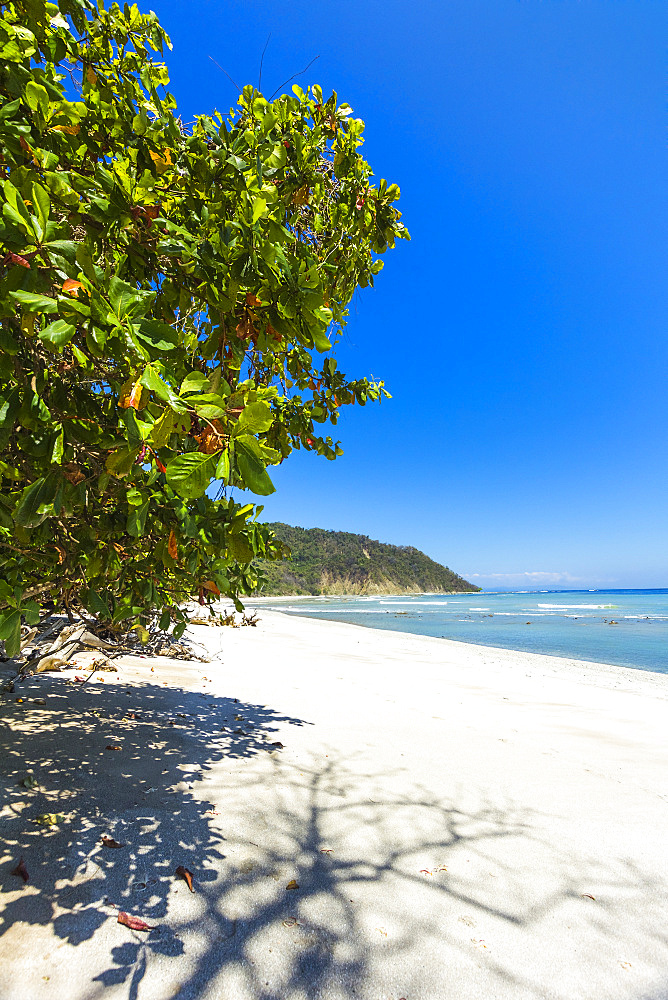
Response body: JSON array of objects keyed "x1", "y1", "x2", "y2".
[
  {"x1": 0, "y1": 604, "x2": 259, "y2": 685},
  {"x1": 1, "y1": 616, "x2": 210, "y2": 680}
]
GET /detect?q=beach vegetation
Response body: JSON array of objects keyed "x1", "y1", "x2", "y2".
[{"x1": 0, "y1": 0, "x2": 408, "y2": 653}]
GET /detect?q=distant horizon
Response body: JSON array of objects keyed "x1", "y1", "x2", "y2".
[{"x1": 474, "y1": 586, "x2": 668, "y2": 594}]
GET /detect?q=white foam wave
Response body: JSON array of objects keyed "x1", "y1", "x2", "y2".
[
  {"x1": 536, "y1": 604, "x2": 614, "y2": 610},
  {"x1": 378, "y1": 601, "x2": 448, "y2": 608},
  {"x1": 491, "y1": 612, "x2": 550, "y2": 617}
]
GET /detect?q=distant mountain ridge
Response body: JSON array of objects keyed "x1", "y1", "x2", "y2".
[{"x1": 255, "y1": 523, "x2": 480, "y2": 595}]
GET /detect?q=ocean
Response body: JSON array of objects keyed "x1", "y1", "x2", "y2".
[{"x1": 248, "y1": 589, "x2": 668, "y2": 674}]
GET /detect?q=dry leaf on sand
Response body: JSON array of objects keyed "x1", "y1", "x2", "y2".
[
  {"x1": 175, "y1": 865, "x2": 194, "y2": 891},
  {"x1": 11, "y1": 857, "x2": 28, "y2": 883},
  {"x1": 118, "y1": 911, "x2": 154, "y2": 931},
  {"x1": 101, "y1": 835, "x2": 124, "y2": 849}
]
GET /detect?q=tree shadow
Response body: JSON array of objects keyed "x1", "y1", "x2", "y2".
[
  {"x1": 0, "y1": 662, "x2": 307, "y2": 995},
  {"x1": 162, "y1": 753, "x2": 668, "y2": 1000},
  {"x1": 1, "y1": 667, "x2": 668, "y2": 1000}
]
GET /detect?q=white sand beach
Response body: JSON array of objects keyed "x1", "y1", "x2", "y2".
[{"x1": 2, "y1": 609, "x2": 668, "y2": 1000}]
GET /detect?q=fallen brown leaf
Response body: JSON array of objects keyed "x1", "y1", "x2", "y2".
[
  {"x1": 101, "y1": 835, "x2": 124, "y2": 849},
  {"x1": 105, "y1": 745, "x2": 122, "y2": 751},
  {"x1": 175, "y1": 865, "x2": 194, "y2": 892},
  {"x1": 11, "y1": 857, "x2": 28, "y2": 883},
  {"x1": 286, "y1": 879, "x2": 299, "y2": 891},
  {"x1": 118, "y1": 911, "x2": 154, "y2": 931}
]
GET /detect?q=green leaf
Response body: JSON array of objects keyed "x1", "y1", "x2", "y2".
[
  {"x1": 25, "y1": 81, "x2": 49, "y2": 115},
  {"x1": 235, "y1": 435, "x2": 275, "y2": 495},
  {"x1": 0, "y1": 387, "x2": 20, "y2": 427},
  {"x1": 126, "y1": 487, "x2": 144, "y2": 507},
  {"x1": 127, "y1": 499, "x2": 149, "y2": 536},
  {"x1": 150, "y1": 407, "x2": 179, "y2": 448},
  {"x1": 43, "y1": 239, "x2": 77, "y2": 262},
  {"x1": 215, "y1": 449, "x2": 230, "y2": 482},
  {"x1": 0, "y1": 98, "x2": 20, "y2": 121},
  {"x1": 43, "y1": 171, "x2": 79, "y2": 208},
  {"x1": 22, "y1": 600, "x2": 40, "y2": 625},
  {"x1": 226, "y1": 153, "x2": 248, "y2": 172},
  {"x1": 251, "y1": 196, "x2": 267, "y2": 223},
  {"x1": 165, "y1": 453, "x2": 216, "y2": 499},
  {"x1": 232, "y1": 400, "x2": 273, "y2": 436},
  {"x1": 132, "y1": 108, "x2": 148, "y2": 134},
  {"x1": 180, "y1": 372, "x2": 208, "y2": 396},
  {"x1": 140, "y1": 366, "x2": 184, "y2": 409},
  {"x1": 0, "y1": 609, "x2": 21, "y2": 658},
  {"x1": 135, "y1": 318, "x2": 178, "y2": 351},
  {"x1": 120, "y1": 407, "x2": 142, "y2": 447},
  {"x1": 187, "y1": 393, "x2": 228, "y2": 419},
  {"x1": 14, "y1": 475, "x2": 58, "y2": 527},
  {"x1": 106, "y1": 447, "x2": 141, "y2": 477},
  {"x1": 50, "y1": 426, "x2": 64, "y2": 464},
  {"x1": 82, "y1": 589, "x2": 110, "y2": 619},
  {"x1": 0, "y1": 326, "x2": 19, "y2": 355},
  {"x1": 267, "y1": 142, "x2": 287, "y2": 169},
  {"x1": 9, "y1": 291, "x2": 58, "y2": 312},
  {"x1": 39, "y1": 318, "x2": 76, "y2": 348},
  {"x1": 108, "y1": 277, "x2": 155, "y2": 320},
  {"x1": 32, "y1": 182, "x2": 50, "y2": 236},
  {"x1": 312, "y1": 327, "x2": 332, "y2": 352}
]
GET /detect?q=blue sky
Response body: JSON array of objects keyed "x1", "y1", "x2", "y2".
[{"x1": 152, "y1": 0, "x2": 667, "y2": 589}]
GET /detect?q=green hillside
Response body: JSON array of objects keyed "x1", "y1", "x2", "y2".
[{"x1": 254, "y1": 523, "x2": 480, "y2": 595}]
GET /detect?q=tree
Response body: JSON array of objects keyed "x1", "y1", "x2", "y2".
[{"x1": 0, "y1": 0, "x2": 409, "y2": 655}]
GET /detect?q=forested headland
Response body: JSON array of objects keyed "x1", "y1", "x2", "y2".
[{"x1": 254, "y1": 523, "x2": 480, "y2": 595}]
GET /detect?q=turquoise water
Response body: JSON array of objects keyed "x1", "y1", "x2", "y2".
[{"x1": 250, "y1": 590, "x2": 668, "y2": 674}]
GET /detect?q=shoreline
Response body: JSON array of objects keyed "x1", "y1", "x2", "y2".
[
  {"x1": 246, "y1": 608, "x2": 668, "y2": 699},
  {"x1": 2, "y1": 609, "x2": 668, "y2": 999},
  {"x1": 244, "y1": 598, "x2": 668, "y2": 681}
]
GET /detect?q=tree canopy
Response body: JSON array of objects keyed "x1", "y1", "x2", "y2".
[{"x1": 0, "y1": 0, "x2": 408, "y2": 655}]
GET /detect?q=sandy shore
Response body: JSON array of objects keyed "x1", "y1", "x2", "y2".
[{"x1": 2, "y1": 609, "x2": 668, "y2": 1000}]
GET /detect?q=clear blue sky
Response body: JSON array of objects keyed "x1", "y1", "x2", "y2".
[{"x1": 151, "y1": 0, "x2": 667, "y2": 589}]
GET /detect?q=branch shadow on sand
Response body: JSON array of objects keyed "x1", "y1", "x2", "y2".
[{"x1": 1, "y1": 664, "x2": 668, "y2": 1000}]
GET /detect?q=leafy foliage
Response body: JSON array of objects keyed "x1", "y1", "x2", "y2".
[
  {"x1": 255, "y1": 523, "x2": 479, "y2": 595},
  {"x1": 0, "y1": 0, "x2": 408, "y2": 640}
]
